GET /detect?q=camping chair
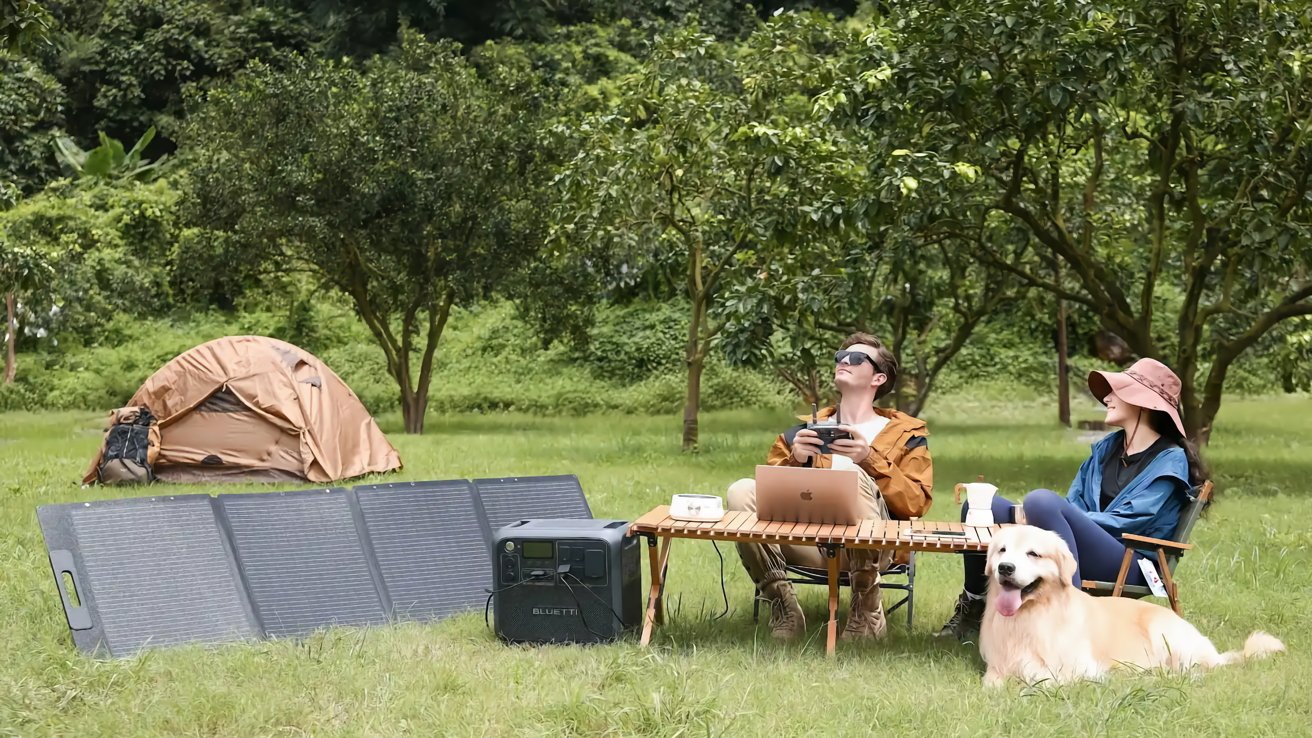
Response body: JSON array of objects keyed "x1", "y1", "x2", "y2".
[
  {"x1": 752, "y1": 555, "x2": 916, "y2": 628},
  {"x1": 1078, "y1": 480, "x2": 1213, "y2": 615}
]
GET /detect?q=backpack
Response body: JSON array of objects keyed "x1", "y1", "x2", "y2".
[{"x1": 97, "y1": 406, "x2": 161, "y2": 485}]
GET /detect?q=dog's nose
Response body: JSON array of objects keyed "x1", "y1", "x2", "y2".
[{"x1": 997, "y1": 562, "x2": 1015, "y2": 577}]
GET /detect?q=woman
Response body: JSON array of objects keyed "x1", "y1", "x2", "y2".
[{"x1": 936, "y1": 357, "x2": 1208, "y2": 641}]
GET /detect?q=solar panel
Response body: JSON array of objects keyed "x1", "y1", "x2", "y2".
[
  {"x1": 354, "y1": 480, "x2": 493, "y2": 621},
  {"x1": 217, "y1": 489, "x2": 387, "y2": 638},
  {"x1": 37, "y1": 495, "x2": 258, "y2": 657},
  {"x1": 472, "y1": 475, "x2": 593, "y2": 533},
  {"x1": 38, "y1": 476, "x2": 596, "y2": 656}
]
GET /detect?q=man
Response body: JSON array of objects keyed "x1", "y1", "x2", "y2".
[{"x1": 726, "y1": 333, "x2": 934, "y2": 641}]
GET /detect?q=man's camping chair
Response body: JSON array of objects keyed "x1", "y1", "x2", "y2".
[
  {"x1": 751, "y1": 556, "x2": 916, "y2": 628},
  {"x1": 1078, "y1": 481, "x2": 1213, "y2": 615}
]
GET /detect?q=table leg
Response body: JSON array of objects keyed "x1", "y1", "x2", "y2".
[
  {"x1": 641, "y1": 534, "x2": 673, "y2": 646},
  {"x1": 825, "y1": 544, "x2": 840, "y2": 657}
]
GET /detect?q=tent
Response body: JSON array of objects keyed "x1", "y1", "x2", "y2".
[{"x1": 83, "y1": 336, "x2": 402, "y2": 484}]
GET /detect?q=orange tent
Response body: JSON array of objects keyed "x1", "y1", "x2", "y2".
[{"x1": 83, "y1": 336, "x2": 401, "y2": 484}]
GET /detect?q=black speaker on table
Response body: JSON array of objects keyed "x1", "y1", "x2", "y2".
[{"x1": 491, "y1": 519, "x2": 641, "y2": 645}]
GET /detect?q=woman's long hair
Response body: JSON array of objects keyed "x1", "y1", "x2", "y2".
[{"x1": 1147, "y1": 410, "x2": 1208, "y2": 489}]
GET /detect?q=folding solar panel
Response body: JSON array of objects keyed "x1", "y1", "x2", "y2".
[
  {"x1": 37, "y1": 495, "x2": 259, "y2": 657},
  {"x1": 38, "y1": 475, "x2": 597, "y2": 656},
  {"x1": 354, "y1": 480, "x2": 494, "y2": 621},
  {"x1": 472, "y1": 475, "x2": 593, "y2": 532},
  {"x1": 217, "y1": 489, "x2": 388, "y2": 638}
]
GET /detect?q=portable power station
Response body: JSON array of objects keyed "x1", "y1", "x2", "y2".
[{"x1": 492, "y1": 519, "x2": 641, "y2": 644}]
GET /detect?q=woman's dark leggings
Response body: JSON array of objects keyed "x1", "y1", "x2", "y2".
[{"x1": 961, "y1": 489, "x2": 1146, "y2": 595}]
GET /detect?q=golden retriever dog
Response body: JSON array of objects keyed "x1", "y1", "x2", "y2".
[{"x1": 979, "y1": 525, "x2": 1284, "y2": 687}]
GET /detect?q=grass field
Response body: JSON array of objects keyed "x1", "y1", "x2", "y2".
[{"x1": 2, "y1": 396, "x2": 1310, "y2": 737}]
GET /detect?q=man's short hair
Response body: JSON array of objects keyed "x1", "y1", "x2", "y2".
[{"x1": 840, "y1": 332, "x2": 898, "y2": 400}]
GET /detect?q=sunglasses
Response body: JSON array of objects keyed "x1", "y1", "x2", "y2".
[{"x1": 834, "y1": 350, "x2": 884, "y2": 371}]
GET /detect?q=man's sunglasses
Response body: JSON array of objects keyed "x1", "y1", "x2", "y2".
[{"x1": 834, "y1": 350, "x2": 884, "y2": 371}]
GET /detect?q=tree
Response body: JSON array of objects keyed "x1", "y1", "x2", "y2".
[
  {"x1": 0, "y1": 0, "x2": 50, "y2": 53},
  {"x1": 40, "y1": 0, "x2": 318, "y2": 150},
  {"x1": 823, "y1": 231, "x2": 1020, "y2": 417},
  {"x1": 718, "y1": 205, "x2": 1021, "y2": 418},
  {"x1": 0, "y1": 239, "x2": 52, "y2": 383},
  {"x1": 852, "y1": 0, "x2": 1312, "y2": 443},
  {"x1": 181, "y1": 37, "x2": 547, "y2": 433},
  {"x1": 0, "y1": 54, "x2": 64, "y2": 203},
  {"x1": 711, "y1": 19, "x2": 1011, "y2": 419},
  {"x1": 553, "y1": 16, "x2": 874, "y2": 451}
]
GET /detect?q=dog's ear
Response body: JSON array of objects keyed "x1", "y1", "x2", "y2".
[{"x1": 1053, "y1": 535, "x2": 1078, "y2": 586}]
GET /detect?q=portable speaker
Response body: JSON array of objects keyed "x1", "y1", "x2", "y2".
[{"x1": 492, "y1": 519, "x2": 641, "y2": 644}]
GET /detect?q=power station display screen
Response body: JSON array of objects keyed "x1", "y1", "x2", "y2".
[{"x1": 522, "y1": 541, "x2": 554, "y2": 560}]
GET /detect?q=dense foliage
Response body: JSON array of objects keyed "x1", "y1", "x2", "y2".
[{"x1": 1, "y1": 0, "x2": 1307, "y2": 444}]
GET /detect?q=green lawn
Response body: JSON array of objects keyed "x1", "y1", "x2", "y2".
[{"x1": 2, "y1": 396, "x2": 1310, "y2": 737}]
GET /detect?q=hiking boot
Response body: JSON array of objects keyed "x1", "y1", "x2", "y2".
[
  {"x1": 935, "y1": 590, "x2": 985, "y2": 641},
  {"x1": 840, "y1": 569, "x2": 887, "y2": 641},
  {"x1": 759, "y1": 572, "x2": 805, "y2": 640}
]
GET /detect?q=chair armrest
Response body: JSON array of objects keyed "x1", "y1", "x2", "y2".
[{"x1": 1121, "y1": 533, "x2": 1192, "y2": 551}]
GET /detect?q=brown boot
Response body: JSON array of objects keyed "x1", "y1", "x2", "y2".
[
  {"x1": 841, "y1": 569, "x2": 887, "y2": 641},
  {"x1": 758, "y1": 571, "x2": 806, "y2": 640}
]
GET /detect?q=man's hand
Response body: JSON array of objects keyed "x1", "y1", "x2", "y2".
[
  {"x1": 791, "y1": 428, "x2": 825, "y2": 463},
  {"x1": 828, "y1": 426, "x2": 872, "y2": 464}
]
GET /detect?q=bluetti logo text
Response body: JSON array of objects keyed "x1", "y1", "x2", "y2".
[{"x1": 532, "y1": 607, "x2": 579, "y2": 617}]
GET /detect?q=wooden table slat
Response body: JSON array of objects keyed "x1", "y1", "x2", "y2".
[
  {"x1": 629, "y1": 507, "x2": 670, "y2": 532},
  {"x1": 713, "y1": 510, "x2": 744, "y2": 532},
  {"x1": 856, "y1": 518, "x2": 873, "y2": 544}
]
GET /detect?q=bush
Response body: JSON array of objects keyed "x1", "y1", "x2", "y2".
[
  {"x1": 573, "y1": 300, "x2": 688, "y2": 383},
  {"x1": 0, "y1": 382, "x2": 38, "y2": 412},
  {"x1": 1, "y1": 296, "x2": 1287, "y2": 418},
  {"x1": 0, "y1": 178, "x2": 182, "y2": 353}
]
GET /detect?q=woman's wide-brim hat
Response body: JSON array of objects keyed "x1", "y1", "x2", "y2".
[{"x1": 1088, "y1": 357, "x2": 1186, "y2": 437}]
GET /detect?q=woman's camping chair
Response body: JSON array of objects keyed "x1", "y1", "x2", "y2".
[{"x1": 1077, "y1": 481, "x2": 1213, "y2": 614}]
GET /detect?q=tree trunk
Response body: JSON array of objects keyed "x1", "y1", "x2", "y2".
[
  {"x1": 906, "y1": 372, "x2": 935, "y2": 418},
  {"x1": 3, "y1": 293, "x2": 16, "y2": 385},
  {"x1": 682, "y1": 354, "x2": 705, "y2": 452},
  {"x1": 681, "y1": 298, "x2": 707, "y2": 453},
  {"x1": 904, "y1": 387, "x2": 925, "y2": 418},
  {"x1": 401, "y1": 290, "x2": 455, "y2": 438},
  {"x1": 398, "y1": 387, "x2": 423, "y2": 434},
  {"x1": 1056, "y1": 295, "x2": 1071, "y2": 427},
  {"x1": 1189, "y1": 353, "x2": 1235, "y2": 447}
]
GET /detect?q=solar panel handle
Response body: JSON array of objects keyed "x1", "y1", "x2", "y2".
[{"x1": 49, "y1": 549, "x2": 93, "y2": 631}]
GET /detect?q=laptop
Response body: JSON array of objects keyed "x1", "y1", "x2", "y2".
[{"x1": 754, "y1": 465, "x2": 864, "y2": 525}]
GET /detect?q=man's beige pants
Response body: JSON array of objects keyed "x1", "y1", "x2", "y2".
[{"x1": 726, "y1": 468, "x2": 893, "y2": 584}]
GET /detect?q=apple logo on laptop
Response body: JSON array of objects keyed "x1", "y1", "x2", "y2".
[{"x1": 800, "y1": 490, "x2": 814, "y2": 501}]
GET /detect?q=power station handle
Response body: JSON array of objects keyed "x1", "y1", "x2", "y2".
[{"x1": 49, "y1": 549, "x2": 93, "y2": 631}]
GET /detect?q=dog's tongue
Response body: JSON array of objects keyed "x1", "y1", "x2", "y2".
[{"x1": 995, "y1": 587, "x2": 1022, "y2": 617}]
